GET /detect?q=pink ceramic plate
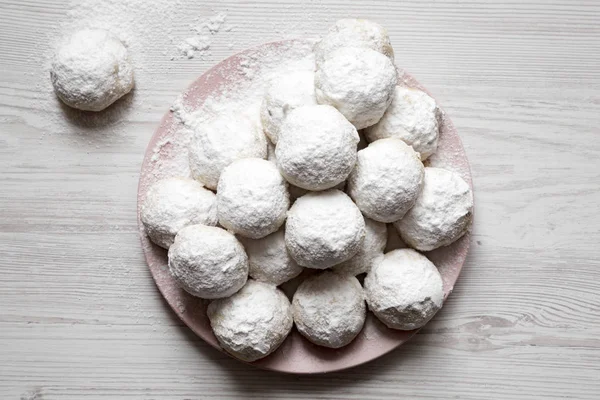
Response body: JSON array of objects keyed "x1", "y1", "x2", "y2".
[{"x1": 137, "y1": 39, "x2": 473, "y2": 374}]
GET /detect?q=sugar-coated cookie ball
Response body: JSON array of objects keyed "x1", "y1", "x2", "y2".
[
  {"x1": 347, "y1": 138, "x2": 424, "y2": 223},
  {"x1": 315, "y1": 47, "x2": 397, "y2": 129},
  {"x1": 292, "y1": 271, "x2": 366, "y2": 348},
  {"x1": 217, "y1": 158, "x2": 289, "y2": 239},
  {"x1": 333, "y1": 217, "x2": 387, "y2": 276},
  {"x1": 238, "y1": 227, "x2": 303, "y2": 286},
  {"x1": 208, "y1": 280, "x2": 293, "y2": 362},
  {"x1": 365, "y1": 86, "x2": 440, "y2": 160},
  {"x1": 314, "y1": 19, "x2": 394, "y2": 67},
  {"x1": 260, "y1": 70, "x2": 317, "y2": 144},
  {"x1": 168, "y1": 225, "x2": 248, "y2": 299},
  {"x1": 51, "y1": 28, "x2": 134, "y2": 112},
  {"x1": 365, "y1": 249, "x2": 443, "y2": 330},
  {"x1": 140, "y1": 177, "x2": 217, "y2": 249},
  {"x1": 188, "y1": 113, "x2": 267, "y2": 190},
  {"x1": 394, "y1": 167, "x2": 473, "y2": 251},
  {"x1": 276, "y1": 105, "x2": 359, "y2": 191},
  {"x1": 285, "y1": 189, "x2": 365, "y2": 269},
  {"x1": 266, "y1": 140, "x2": 345, "y2": 202}
]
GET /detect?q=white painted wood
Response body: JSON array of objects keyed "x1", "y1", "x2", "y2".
[{"x1": 1, "y1": 0, "x2": 600, "y2": 398}]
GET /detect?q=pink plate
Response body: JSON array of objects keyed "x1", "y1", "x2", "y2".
[{"x1": 137, "y1": 39, "x2": 473, "y2": 374}]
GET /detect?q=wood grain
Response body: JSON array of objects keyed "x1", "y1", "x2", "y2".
[{"x1": 1, "y1": 0, "x2": 600, "y2": 399}]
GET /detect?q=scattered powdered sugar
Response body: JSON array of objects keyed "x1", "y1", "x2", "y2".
[
  {"x1": 151, "y1": 138, "x2": 173, "y2": 162},
  {"x1": 175, "y1": 13, "x2": 232, "y2": 59},
  {"x1": 204, "y1": 12, "x2": 229, "y2": 34},
  {"x1": 177, "y1": 36, "x2": 212, "y2": 60}
]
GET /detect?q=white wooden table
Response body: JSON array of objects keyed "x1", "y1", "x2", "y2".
[{"x1": 1, "y1": 1, "x2": 599, "y2": 399}]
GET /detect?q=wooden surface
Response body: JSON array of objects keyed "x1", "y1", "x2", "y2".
[{"x1": 1, "y1": 0, "x2": 599, "y2": 399}]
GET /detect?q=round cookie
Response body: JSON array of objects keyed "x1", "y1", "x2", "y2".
[
  {"x1": 238, "y1": 227, "x2": 303, "y2": 286},
  {"x1": 292, "y1": 271, "x2": 366, "y2": 348},
  {"x1": 168, "y1": 225, "x2": 248, "y2": 299},
  {"x1": 285, "y1": 189, "x2": 365, "y2": 269},
  {"x1": 140, "y1": 177, "x2": 217, "y2": 249},
  {"x1": 333, "y1": 217, "x2": 387, "y2": 276},
  {"x1": 208, "y1": 280, "x2": 293, "y2": 362},
  {"x1": 315, "y1": 47, "x2": 397, "y2": 129},
  {"x1": 347, "y1": 138, "x2": 424, "y2": 223},
  {"x1": 51, "y1": 28, "x2": 134, "y2": 112},
  {"x1": 188, "y1": 113, "x2": 267, "y2": 190},
  {"x1": 260, "y1": 70, "x2": 317, "y2": 144},
  {"x1": 394, "y1": 167, "x2": 473, "y2": 251},
  {"x1": 267, "y1": 141, "x2": 345, "y2": 202},
  {"x1": 364, "y1": 249, "x2": 443, "y2": 330},
  {"x1": 365, "y1": 86, "x2": 441, "y2": 160},
  {"x1": 314, "y1": 19, "x2": 394, "y2": 67},
  {"x1": 217, "y1": 158, "x2": 289, "y2": 239},
  {"x1": 276, "y1": 105, "x2": 359, "y2": 191}
]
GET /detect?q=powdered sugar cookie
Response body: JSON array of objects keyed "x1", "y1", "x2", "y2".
[
  {"x1": 208, "y1": 280, "x2": 292, "y2": 361},
  {"x1": 260, "y1": 70, "x2": 317, "y2": 144},
  {"x1": 365, "y1": 86, "x2": 440, "y2": 160},
  {"x1": 285, "y1": 189, "x2": 365, "y2": 269},
  {"x1": 140, "y1": 177, "x2": 217, "y2": 249},
  {"x1": 188, "y1": 113, "x2": 267, "y2": 190},
  {"x1": 292, "y1": 271, "x2": 366, "y2": 348},
  {"x1": 394, "y1": 167, "x2": 473, "y2": 251},
  {"x1": 168, "y1": 225, "x2": 248, "y2": 299},
  {"x1": 347, "y1": 138, "x2": 424, "y2": 223},
  {"x1": 365, "y1": 249, "x2": 443, "y2": 330},
  {"x1": 276, "y1": 105, "x2": 359, "y2": 191},
  {"x1": 217, "y1": 158, "x2": 289, "y2": 239},
  {"x1": 315, "y1": 47, "x2": 397, "y2": 129},
  {"x1": 51, "y1": 28, "x2": 134, "y2": 112}
]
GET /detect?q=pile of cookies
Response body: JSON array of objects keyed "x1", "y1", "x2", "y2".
[{"x1": 141, "y1": 19, "x2": 473, "y2": 362}]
